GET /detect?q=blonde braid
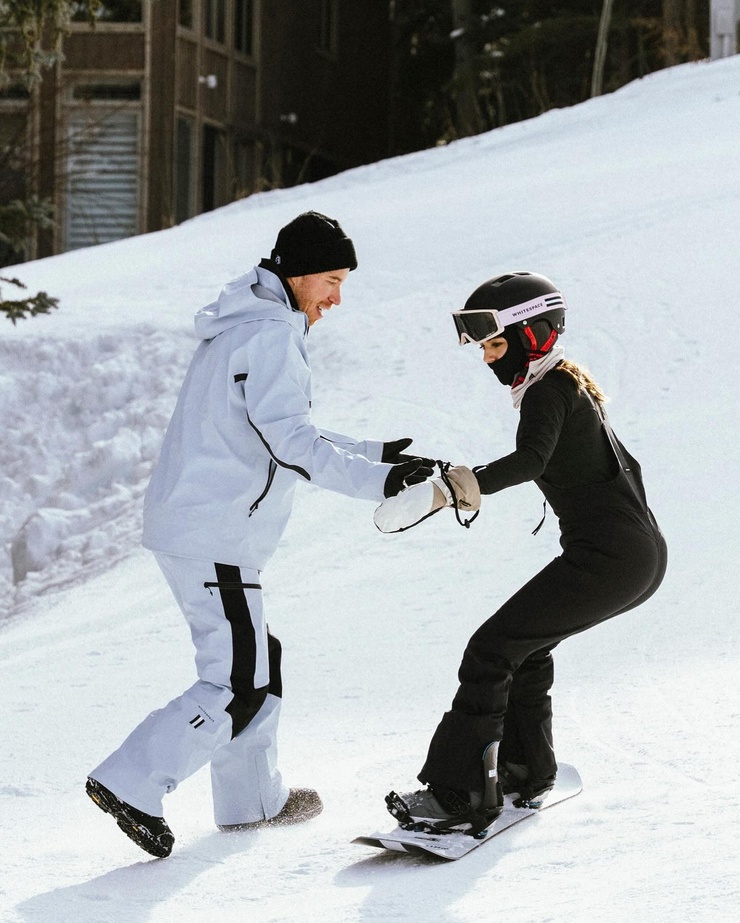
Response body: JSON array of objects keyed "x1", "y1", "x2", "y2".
[{"x1": 557, "y1": 359, "x2": 608, "y2": 405}]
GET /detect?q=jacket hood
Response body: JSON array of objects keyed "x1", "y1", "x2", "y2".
[{"x1": 194, "y1": 265, "x2": 306, "y2": 340}]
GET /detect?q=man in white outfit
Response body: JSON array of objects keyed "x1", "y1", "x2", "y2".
[{"x1": 86, "y1": 211, "x2": 433, "y2": 858}]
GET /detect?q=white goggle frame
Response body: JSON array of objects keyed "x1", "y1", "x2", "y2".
[{"x1": 452, "y1": 293, "x2": 565, "y2": 345}]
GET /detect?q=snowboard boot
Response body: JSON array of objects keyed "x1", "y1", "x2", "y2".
[
  {"x1": 499, "y1": 761, "x2": 557, "y2": 809},
  {"x1": 386, "y1": 742, "x2": 504, "y2": 839},
  {"x1": 217, "y1": 788, "x2": 323, "y2": 831},
  {"x1": 86, "y1": 777, "x2": 175, "y2": 858},
  {"x1": 385, "y1": 785, "x2": 499, "y2": 838}
]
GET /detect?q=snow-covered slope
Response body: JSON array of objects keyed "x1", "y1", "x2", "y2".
[{"x1": 1, "y1": 57, "x2": 739, "y2": 922}]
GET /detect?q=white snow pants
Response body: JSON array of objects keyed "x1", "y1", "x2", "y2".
[{"x1": 89, "y1": 552, "x2": 289, "y2": 824}]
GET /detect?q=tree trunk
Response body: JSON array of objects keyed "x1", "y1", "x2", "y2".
[
  {"x1": 450, "y1": 0, "x2": 484, "y2": 137},
  {"x1": 663, "y1": 0, "x2": 682, "y2": 65},
  {"x1": 683, "y1": 0, "x2": 703, "y2": 59},
  {"x1": 591, "y1": 0, "x2": 615, "y2": 97}
]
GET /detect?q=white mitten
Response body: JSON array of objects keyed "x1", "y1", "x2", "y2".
[
  {"x1": 373, "y1": 480, "x2": 448, "y2": 533},
  {"x1": 373, "y1": 465, "x2": 481, "y2": 533}
]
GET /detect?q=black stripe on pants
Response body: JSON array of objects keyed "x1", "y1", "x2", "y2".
[{"x1": 213, "y1": 562, "x2": 282, "y2": 738}]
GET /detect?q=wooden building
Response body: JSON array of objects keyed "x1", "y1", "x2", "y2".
[{"x1": 0, "y1": 0, "x2": 391, "y2": 260}]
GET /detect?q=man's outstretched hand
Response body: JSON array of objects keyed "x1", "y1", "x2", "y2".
[
  {"x1": 382, "y1": 438, "x2": 434, "y2": 467},
  {"x1": 383, "y1": 458, "x2": 435, "y2": 498}
]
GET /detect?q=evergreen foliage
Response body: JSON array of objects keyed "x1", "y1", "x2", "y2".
[
  {"x1": 0, "y1": 274, "x2": 58, "y2": 324},
  {"x1": 0, "y1": 1, "x2": 100, "y2": 83},
  {"x1": 391, "y1": 1, "x2": 709, "y2": 153},
  {"x1": 0, "y1": 1, "x2": 99, "y2": 321}
]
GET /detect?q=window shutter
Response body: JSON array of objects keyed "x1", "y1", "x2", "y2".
[{"x1": 66, "y1": 109, "x2": 140, "y2": 251}]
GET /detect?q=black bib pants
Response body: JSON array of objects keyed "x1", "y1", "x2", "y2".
[{"x1": 419, "y1": 378, "x2": 667, "y2": 792}]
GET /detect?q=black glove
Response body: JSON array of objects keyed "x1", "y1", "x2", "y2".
[
  {"x1": 383, "y1": 458, "x2": 435, "y2": 498},
  {"x1": 382, "y1": 437, "x2": 435, "y2": 467},
  {"x1": 382, "y1": 437, "x2": 413, "y2": 463}
]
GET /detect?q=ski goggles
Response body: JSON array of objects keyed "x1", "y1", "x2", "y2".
[
  {"x1": 452, "y1": 310, "x2": 505, "y2": 345},
  {"x1": 452, "y1": 294, "x2": 566, "y2": 345}
]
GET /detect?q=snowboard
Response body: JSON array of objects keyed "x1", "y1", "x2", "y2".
[{"x1": 352, "y1": 762, "x2": 581, "y2": 861}]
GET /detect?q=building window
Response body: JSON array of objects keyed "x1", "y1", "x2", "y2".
[
  {"x1": 178, "y1": 0, "x2": 194, "y2": 30},
  {"x1": 205, "y1": 0, "x2": 226, "y2": 44},
  {"x1": 319, "y1": 0, "x2": 338, "y2": 56},
  {"x1": 234, "y1": 0, "x2": 254, "y2": 56},
  {"x1": 233, "y1": 140, "x2": 254, "y2": 197},
  {"x1": 202, "y1": 123, "x2": 224, "y2": 212},
  {"x1": 175, "y1": 116, "x2": 194, "y2": 224},
  {"x1": 0, "y1": 83, "x2": 31, "y2": 102},
  {"x1": 71, "y1": 1, "x2": 142, "y2": 22},
  {"x1": 72, "y1": 83, "x2": 141, "y2": 101}
]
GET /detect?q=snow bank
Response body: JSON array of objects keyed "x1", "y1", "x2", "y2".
[{"x1": 0, "y1": 328, "x2": 192, "y2": 614}]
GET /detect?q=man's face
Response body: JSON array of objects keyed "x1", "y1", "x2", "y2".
[{"x1": 287, "y1": 268, "x2": 350, "y2": 326}]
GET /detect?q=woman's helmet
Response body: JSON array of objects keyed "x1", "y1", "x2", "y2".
[
  {"x1": 452, "y1": 271, "x2": 566, "y2": 352},
  {"x1": 451, "y1": 272, "x2": 567, "y2": 386}
]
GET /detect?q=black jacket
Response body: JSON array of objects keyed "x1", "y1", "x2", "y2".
[{"x1": 475, "y1": 369, "x2": 659, "y2": 542}]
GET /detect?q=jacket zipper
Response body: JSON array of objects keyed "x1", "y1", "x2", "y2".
[
  {"x1": 249, "y1": 459, "x2": 277, "y2": 516},
  {"x1": 204, "y1": 581, "x2": 262, "y2": 595}
]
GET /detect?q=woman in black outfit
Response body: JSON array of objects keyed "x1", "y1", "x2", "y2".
[{"x1": 387, "y1": 271, "x2": 667, "y2": 835}]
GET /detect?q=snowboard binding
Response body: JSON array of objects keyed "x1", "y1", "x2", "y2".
[
  {"x1": 385, "y1": 789, "x2": 498, "y2": 839},
  {"x1": 384, "y1": 741, "x2": 506, "y2": 839}
]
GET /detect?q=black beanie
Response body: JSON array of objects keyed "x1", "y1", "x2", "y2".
[{"x1": 270, "y1": 211, "x2": 358, "y2": 277}]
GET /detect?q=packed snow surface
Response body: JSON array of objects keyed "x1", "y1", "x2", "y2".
[{"x1": 1, "y1": 57, "x2": 739, "y2": 922}]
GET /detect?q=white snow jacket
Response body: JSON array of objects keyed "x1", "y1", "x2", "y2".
[{"x1": 142, "y1": 265, "x2": 392, "y2": 569}]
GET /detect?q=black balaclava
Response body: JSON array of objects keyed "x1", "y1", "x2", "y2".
[
  {"x1": 488, "y1": 320, "x2": 560, "y2": 386},
  {"x1": 488, "y1": 326, "x2": 528, "y2": 386}
]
